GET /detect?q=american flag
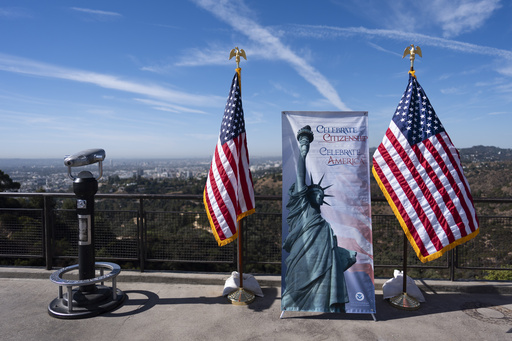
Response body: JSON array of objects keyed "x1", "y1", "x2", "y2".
[
  {"x1": 203, "y1": 70, "x2": 255, "y2": 246},
  {"x1": 372, "y1": 73, "x2": 479, "y2": 262}
]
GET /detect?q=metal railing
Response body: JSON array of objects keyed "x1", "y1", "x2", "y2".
[{"x1": 1, "y1": 193, "x2": 511, "y2": 280}]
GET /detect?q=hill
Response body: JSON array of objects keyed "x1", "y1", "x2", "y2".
[
  {"x1": 252, "y1": 145, "x2": 512, "y2": 199},
  {"x1": 370, "y1": 145, "x2": 512, "y2": 163},
  {"x1": 458, "y1": 145, "x2": 512, "y2": 162}
]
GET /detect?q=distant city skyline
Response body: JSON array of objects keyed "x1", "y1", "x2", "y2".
[
  {"x1": 2, "y1": 156, "x2": 282, "y2": 192},
  {"x1": 1, "y1": 1, "x2": 511, "y2": 159}
]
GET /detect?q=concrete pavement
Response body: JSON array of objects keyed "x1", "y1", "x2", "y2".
[{"x1": 1, "y1": 267, "x2": 511, "y2": 341}]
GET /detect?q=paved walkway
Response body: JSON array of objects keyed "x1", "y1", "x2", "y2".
[{"x1": 1, "y1": 267, "x2": 512, "y2": 341}]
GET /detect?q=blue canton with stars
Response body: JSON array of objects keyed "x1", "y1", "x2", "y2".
[
  {"x1": 220, "y1": 72, "x2": 246, "y2": 143},
  {"x1": 392, "y1": 74, "x2": 445, "y2": 146}
]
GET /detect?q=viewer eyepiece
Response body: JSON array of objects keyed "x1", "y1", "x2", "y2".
[{"x1": 64, "y1": 149, "x2": 106, "y2": 167}]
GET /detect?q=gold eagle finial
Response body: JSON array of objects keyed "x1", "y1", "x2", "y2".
[
  {"x1": 403, "y1": 44, "x2": 422, "y2": 71},
  {"x1": 229, "y1": 47, "x2": 247, "y2": 69}
]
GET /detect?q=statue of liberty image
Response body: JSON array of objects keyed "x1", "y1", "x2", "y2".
[{"x1": 282, "y1": 125, "x2": 357, "y2": 313}]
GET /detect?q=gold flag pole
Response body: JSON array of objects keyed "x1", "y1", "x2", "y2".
[
  {"x1": 226, "y1": 47, "x2": 254, "y2": 306},
  {"x1": 389, "y1": 45, "x2": 423, "y2": 311}
]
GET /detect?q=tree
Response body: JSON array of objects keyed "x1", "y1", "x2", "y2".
[
  {"x1": 0, "y1": 170, "x2": 20, "y2": 192},
  {"x1": 0, "y1": 170, "x2": 21, "y2": 208}
]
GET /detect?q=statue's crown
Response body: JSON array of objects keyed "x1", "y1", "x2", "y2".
[{"x1": 309, "y1": 174, "x2": 333, "y2": 206}]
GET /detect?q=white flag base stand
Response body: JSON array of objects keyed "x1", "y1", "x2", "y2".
[{"x1": 388, "y1": 234, "x2": 421, "y2": 311}]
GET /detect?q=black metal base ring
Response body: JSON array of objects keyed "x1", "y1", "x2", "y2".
[{"x1": 48, "y1": 285, "x2": 125, "y2": 319}]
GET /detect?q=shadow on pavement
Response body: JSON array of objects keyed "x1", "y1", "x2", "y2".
[
  {"x1": 281, "y1": 293, "x2": 512, "y2": 323},
  {"x1": 103, "y1": 287, "x2": 279, "y2": 317}
]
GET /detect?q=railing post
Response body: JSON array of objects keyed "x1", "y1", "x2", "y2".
[
  {"x1": 450, "y1": 247, "x2": 456, "y2": 281},
  {"x1": 44, "y1": 195, "x2": 54, "y2": 270},
  {"x1": 139, "y1": 197, "x2": 145, "y2": 272}
]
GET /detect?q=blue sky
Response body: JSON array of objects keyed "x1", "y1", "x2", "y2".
[{"x1": 0, "y1": 0, "x2": 511, "y2": 159}]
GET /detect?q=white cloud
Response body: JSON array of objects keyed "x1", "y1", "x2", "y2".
[
  {"x1": 271, "y1": 82, "x2": 300, "y2": 98},
  {"x1": 495, "y1": 83, "x2": 512, "y2": 94},
  {"x1": 498, "y1": 62, "x2": 512, "y2": 77},
  {"x1": 191, "y1": 0, "x2": 350, "y2": 111},
  {"x1": 0, "y1": 109, "x2": 56, "y2": 125},
  {"x1": 133, "y1": 98, "x2": 209, "y2": 114},
  {"x1": 172, "y1": 42, "x2": 280, "y2": 69},
  {"x1": 367, "y1": 42, "x2": 402, "y2": 57},
  {"x1": 0, "y1": 7, "x2": 32, "y2": 18},
  {"x1": 334, "y1": 0, "x2": 501, "y2": 38},
  {"x1": 141, "y1": 44, "x2": 234, "y2": 72},
  {"x1": 174, "y1": 45, "x2": 232, "y2": 67},
  {"x1": 430, "y1": 0, "x2": 501, "y2": 38},
  {"x1": 0, "y1": 53, "x2": 224, "y2": 109},
  {"x1": 70, "y1": 7, "x2": 122, "y2": 18},
  {"x1": 440, "y1": 87, "x2": 467, "y2": 95},
  {"x1": 285, "y1": 25, "x2": 512, "y2": 61}
]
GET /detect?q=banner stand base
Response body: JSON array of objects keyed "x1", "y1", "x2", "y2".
[
  {"x1": 388, "y1": 292, "x2": 420, "y2": 310},
  {"x1": 227, "y1": 288, "x2": 255, "y2": 305},
  {"x1": 280, "y1": 311, "x2": 377, "y2": 321}
]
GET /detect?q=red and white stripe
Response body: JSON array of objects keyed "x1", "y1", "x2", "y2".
[
  {"x1": 204, "y1": 132, "x2": 255, "y2": 246},
  {"x1": 373, "y1": 120, "x2": 479, "y2": 262}
]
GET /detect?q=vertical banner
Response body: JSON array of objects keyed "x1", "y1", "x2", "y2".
[{"x1": 281, "y1": 111, "x2": 375, "y2": 314}]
